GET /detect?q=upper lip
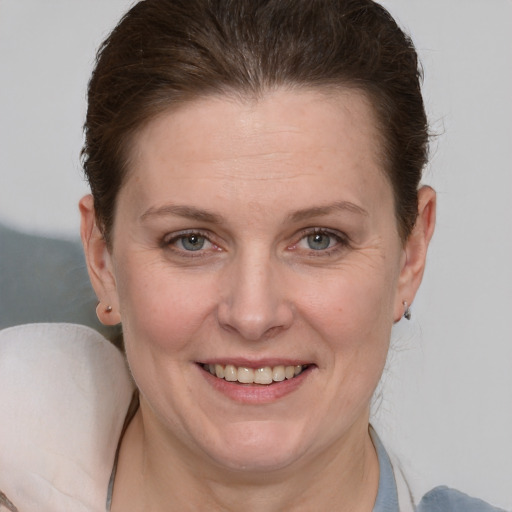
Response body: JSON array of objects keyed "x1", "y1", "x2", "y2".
[{"x1": 197, "y1": 358, "x2": 312, "y2": 368}]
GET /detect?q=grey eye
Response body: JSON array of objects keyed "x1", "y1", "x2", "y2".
[
  {"x1": 180, "y1": 234, "x2": 206, "y2": 251},
  {"x1": 306, "y1": 233, "x2": 331, "y2": 250}
]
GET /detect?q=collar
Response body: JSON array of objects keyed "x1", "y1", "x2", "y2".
[{"x1": 371, "y1": 426, "x2": 415, "y2": 512}]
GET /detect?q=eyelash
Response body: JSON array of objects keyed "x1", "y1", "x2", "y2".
[{"x1": 161, "y1": 228, "x2": 350, "y2": 257}]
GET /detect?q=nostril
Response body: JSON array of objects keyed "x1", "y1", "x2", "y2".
[{"x1": 261, "y1": 325, "x2": 285, "y2": 340}]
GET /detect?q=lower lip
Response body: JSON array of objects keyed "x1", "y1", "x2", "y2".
[{"x1": 198, "y1": 365, "x2": 314, "y2": 404}]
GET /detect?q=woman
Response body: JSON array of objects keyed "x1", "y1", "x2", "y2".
[{"x1": 0, "y1": 0, "x2": 505, "y2": 511}]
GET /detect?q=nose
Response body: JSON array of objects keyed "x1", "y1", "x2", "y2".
[{"x1": 216, "y1": 250, "x2": 294, "y2": 341}]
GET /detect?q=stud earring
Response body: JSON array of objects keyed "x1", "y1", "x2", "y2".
[
  {"x1": 403, "y1": 301, "x2": 411, "y2": 320},
  {"x1": 95, "y1": 302, "x2": 119, "y2": 326},
  {"x1": 96, "y1": 302, "x2": 112, "y2": 319}
]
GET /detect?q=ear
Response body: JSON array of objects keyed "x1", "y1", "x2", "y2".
[
  {"x1": 79, "y1": 195, "x2": 121, "y2": 326},
  {"x1": 394, "y1": 186, "x2": 436, "y2": 321}
]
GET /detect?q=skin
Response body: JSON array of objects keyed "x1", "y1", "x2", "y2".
[{"x1": 80, "y1": 88, "x2": 435, "y2": 511}]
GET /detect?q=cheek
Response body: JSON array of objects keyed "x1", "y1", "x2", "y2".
[
  {"x1": 297, "y1": 263, "x2": 397, "y2": 342},
  {"x1": 293, "y1": 261, "x2": 397, "y2": 402},
  {"x1": 114, "y1": 256, "x2": 219, "y2": 355}
]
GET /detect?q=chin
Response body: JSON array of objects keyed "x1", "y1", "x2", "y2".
[{"x1": 201, "y1": 420, "x2": 309, "y2": 473}]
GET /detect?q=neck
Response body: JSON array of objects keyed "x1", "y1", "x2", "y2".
[{"x1": 111, "y1": 404, "x2": 379, "y2": 512}]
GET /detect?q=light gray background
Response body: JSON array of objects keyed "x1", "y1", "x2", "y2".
[{"x1": 1, "y1": 1, "x2": 511, "y2": 509}]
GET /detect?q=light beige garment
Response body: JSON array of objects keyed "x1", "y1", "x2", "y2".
[{"x1": 0, "y1": 323, "x2": 134, "y2": 512}]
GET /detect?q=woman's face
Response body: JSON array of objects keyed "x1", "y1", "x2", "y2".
[{"x1": 101, "y1": 89, "x2": 410, "y2": 472}]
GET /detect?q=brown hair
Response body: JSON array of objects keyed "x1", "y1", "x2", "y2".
[{"x1": 82, "y1": 0, "x2": 428, "y2": 245}]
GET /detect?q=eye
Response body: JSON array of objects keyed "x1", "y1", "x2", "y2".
[
  {"x1": 290, "y1": 228, "x2": 349, "y2": 256},
  {"x1": 178, "y1": 233, "x2": 208, "y2": 251},
  {"x1": 304, "y1": 232, "x2": 333, "y2": 251},
  {"x1": 163, "y1": 230, "x2": 218, "y2": 255}
]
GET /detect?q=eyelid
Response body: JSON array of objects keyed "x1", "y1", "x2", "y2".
[{"x1": 163, "y1": 228, "x2": 208, "y2": 244}]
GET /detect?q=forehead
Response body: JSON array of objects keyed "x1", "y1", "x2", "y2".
[{"x1": 123, "y1": 88, "x2": 392, "y2": 221}]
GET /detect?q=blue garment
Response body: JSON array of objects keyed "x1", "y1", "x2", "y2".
[
  {"x1": 417, "y1": 486, "x2": 507, "y2": 512},
  {"x1": 371, "y1": 428, "x2": 400, "y2": 511},
  {"x1": 371, "y1": 428, "x2": 506, "y2": 512}
]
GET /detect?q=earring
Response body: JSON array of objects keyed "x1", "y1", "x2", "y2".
[
  {"x1": 403, "y1": 301, "x2": 411, "y2": 320},
  {"x1": 95, "y1": 302, "x2": 120, "y2": 326},
  {"x1": 95, "y1": 302, "x2": 112, "y2": 320}
]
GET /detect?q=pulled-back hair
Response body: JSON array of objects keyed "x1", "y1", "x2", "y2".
[{"x1": 82, "y1": 0, "x2": 428, "y2": 245}]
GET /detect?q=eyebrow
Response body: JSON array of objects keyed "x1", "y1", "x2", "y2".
[
  {"x1": 288, "y1": 201, "x2": 369, "y2": 223},
  {"x1": 140, "y1": 204, "x2": 224, "y2": 224},
  {"x1": 140, "y1": 200, "x2": 368, "y2": 224}
]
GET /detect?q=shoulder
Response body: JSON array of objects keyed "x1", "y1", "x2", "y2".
[
  {"x1": 0, "y1": 323, "x2": 134, "y2": 512},
  {"x1": 417, "y1": 486, "x2": 507, "y2": 512}
]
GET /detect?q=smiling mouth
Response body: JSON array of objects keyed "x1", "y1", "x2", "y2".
[{"x1": 201, "y1": 363, "x2": 310, "y2": 385}]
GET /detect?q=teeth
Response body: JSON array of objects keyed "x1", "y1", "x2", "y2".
[
  {"x1": 224, "y1": 364, "x2": 237, "y2": 382},
  {"x1": 215, "y1": 364, "x2": 225, "y2": 379},
  {"x1": 254, "y1": 367, "x2": 273, "y2": 384},
  {"x1": 285, "y1": 366, "x2": 295, "y2": 380},
  {"x1": 203, "y1": 363, "x2": 308, "y2": 384},
  {"x1": 237, "y1": 367, "x2": 254, "y2": 384},
  {"x1": 272, "y1": 365, "x2": 285, "y2": 382}
]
